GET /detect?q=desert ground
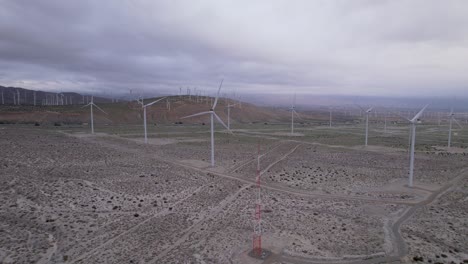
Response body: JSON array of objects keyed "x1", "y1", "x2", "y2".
[{"x1": 0, "y1": 121, "x2": 467, "y2": 264}]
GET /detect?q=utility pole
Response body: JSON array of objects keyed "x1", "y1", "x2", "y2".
[{"x1": 252, "y1": 143, "x2": 263, "y2": 257}]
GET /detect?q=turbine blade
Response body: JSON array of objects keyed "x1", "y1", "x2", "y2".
[
  {"x1": 366, "y1": 107, "x2": 373, "y2": 112},
  {"x1": 82, "y1": 103, "x2": 91, "y2": 108},
  {"x1": 410, "y1": 104, "x2": 429, "y2": 123},
  {"x1": 180, "y1": 111, "x2": 211, "y2": 119},
  {"x1": 145, "y1": 97, "x2": 167, "y2": 107},
  {"x1": 354, "y1": 104, "x2": 365, "y2": 111},
  {"x1": 293, "y1": 110, "x2": 302, "y2": 119},
  {"x1": 213, "y1": 112, "x2": 233, "y2": 134},
  {"x1": 388, "y1": 110, "x2": 411, "y2": 122},
  {"x1": 212, "y1": 78, "x2": 224, "y2": 109},
  {"x1": 453, "y1": 118, "x2": 463, "y2": 129},
  {"x1": 92, "y1": 103, "x2": 108, "y2": 115}
]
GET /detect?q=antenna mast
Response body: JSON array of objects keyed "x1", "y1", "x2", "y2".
[{"x1": 253, "y1": 142, "x2": 262, "y2": 257}]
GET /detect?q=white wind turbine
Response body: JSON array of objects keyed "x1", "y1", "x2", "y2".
[
  {"x1": 137, "y1": 96, "x2": 167, "y2": 144},
  {"x1": 82, "y1": 96, "x2": 107, "y2": 134},
  {"x1": 356, "y1": 105, "x2": 373, "y2": 146},
  {"x1": 290, "y1": 94, "x2": 299, "y2": 135},
  {"x1": 384, "y1": 111, "x2": 388, "y2": 133},
  {"x1": 447, "y1": 108, "x2": 463, "y2": 148},
  {"x1": 181, "y1": 79, "x2": 232, "y2": 167},
  {"x1": 397, "y1": 104, "x2": 429, "y2": 187},
  {"x1": 226, "y1": 101, "x2": 238, "y2": 130}
]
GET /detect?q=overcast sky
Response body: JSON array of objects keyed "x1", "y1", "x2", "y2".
[{"x1": 1, "y1": 0, "x2": 467, "y2": 97}]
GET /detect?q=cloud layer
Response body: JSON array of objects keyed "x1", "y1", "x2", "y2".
[{"x1": 1, "y1": 0, "x2": 467, "y2": 96}]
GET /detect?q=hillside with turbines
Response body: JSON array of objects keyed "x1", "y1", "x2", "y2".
[
  {"x1": 0, "y1": 85, "x2": 114, "y2": 105},
  {"x1": 1, "y1": 84, "x2": 467, "y2": 264},
  {"x1": 0, "y1": 95, "x2": 339, "y2": 126}
]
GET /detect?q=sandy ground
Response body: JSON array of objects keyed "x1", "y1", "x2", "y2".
[{"x1": 0, "y1": 126, "x2": 466, "y2": 264}]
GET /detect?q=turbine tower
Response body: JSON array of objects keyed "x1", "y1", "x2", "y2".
[
  {"x1": 356, "y1": 105, "x2": 373, "y2": 146},
  {"x1": 252, "y1": 143, "x2": 263, "y2": 257},
  {"x1": 447, "y1": 108, "x2": 462, "y2": 148},
  {"x1": 181, "y1": 79, "x2": 232, "y2": 167},
  {"x1": 290, "y1": 94, "x2": 299, "y2": 135},
  {"x1": 364, "y1": 107, "x2": 373, "y2": 146},
  {"x1": 384, "y1": 112, "x2": 388, "y2": 133},
  {"x1": 82, "y1": 96, "x2": 107, "y2": 134},
  {"x1": 138, "y1": 96, "x2": 166, "y2": 144},
  {"x1": 397, "y1": 104, "x2": 429, "y2": 187},
  {"x1": 226, "y1": 101, "x2": 238, "y2": 130}
]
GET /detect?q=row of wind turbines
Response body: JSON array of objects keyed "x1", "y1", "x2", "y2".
[
  {"x1": 82, "y1": 79, "x2": 234, "y2": 168},
  {"x1": 287, "y1": 97, "x2": 464, "y2": 188},
  {"x1": 82, "y1": 82, "x2": 463, "y2": 189}
]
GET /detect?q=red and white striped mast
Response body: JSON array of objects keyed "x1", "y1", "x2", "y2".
[{"x1": 253, "y1": 142, "x2": 262, "y2": 257}]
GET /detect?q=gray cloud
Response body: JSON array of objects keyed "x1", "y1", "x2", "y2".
[{"x1": 0, "y1": 0, "x2": 467, "y2": 97}]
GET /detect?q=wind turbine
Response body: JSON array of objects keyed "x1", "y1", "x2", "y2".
[
  {"x1": 384, "y1": 111, "x2": 388, "y2": 133},
  {"x1": 226, "y1": 101, "x2": 238, "y2": 130},
  {"x1": 82, "y1": 96, "x2": 107, "y2": 134},
  {"x1": 447, "y1": 108, "x2": 463, "y2": 148},
  {"x1": 181, "y1": 79, "x2": 232, "y2": 167},
  {"x1": 290, "y1": 94, "x2": 299, "y2": 135},
  {"x1": 364, "y1": 107, "x2": 373, "y2": 146},
  {"x1": 397, "y1": 104, "x2": 429, "y2": 187},
  {"x1": 137, "y1": 96, "x2": 166, "y2": 144},
  {"x1": 356, "y1": 105, "x2": 373, "y2": 146}
]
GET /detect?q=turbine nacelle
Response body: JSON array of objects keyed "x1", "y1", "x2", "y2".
[
  {"x1": 409, "y1": 104, "x2": 429, "y2": 124},
  {"x1": 448, "y1": 107, "x2": 455, "y2": 117}
]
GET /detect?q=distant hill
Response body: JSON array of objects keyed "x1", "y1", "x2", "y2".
[
  {"x1": 0, "y1": 95, "x2": 342, "y2": 125},
  {"x1": 0, "y1": 85, "x2": 112, "y2": 106}
]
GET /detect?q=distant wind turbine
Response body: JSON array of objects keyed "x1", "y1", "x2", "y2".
[
  {"x1": 137, "y1": 97, "x2": 166, "y2": 144},
  {"x1": 356, "y1": 105, "x2": 373, "y2": 146},
  {"x1": 181, "y1": 79, "x2": 232, "y2": 167},
  {"x1": 290, "y1": 94, "x2": 299, "y2": 135},
  {"x1": 82, "y1": 96, "x2": 107, "y2": 134},
  {"x1": 447, "y1": 108, "x2": 463, "y2": 148},
  {"x1": 226, "y1": 101, "x2": 238, "y2": 130},
  {"x1": 397, "y1": 104, "x2": 429, "y2": 187},
  {"x1": 384, "y1": 112, "x2": 388, "y2": 133}
]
